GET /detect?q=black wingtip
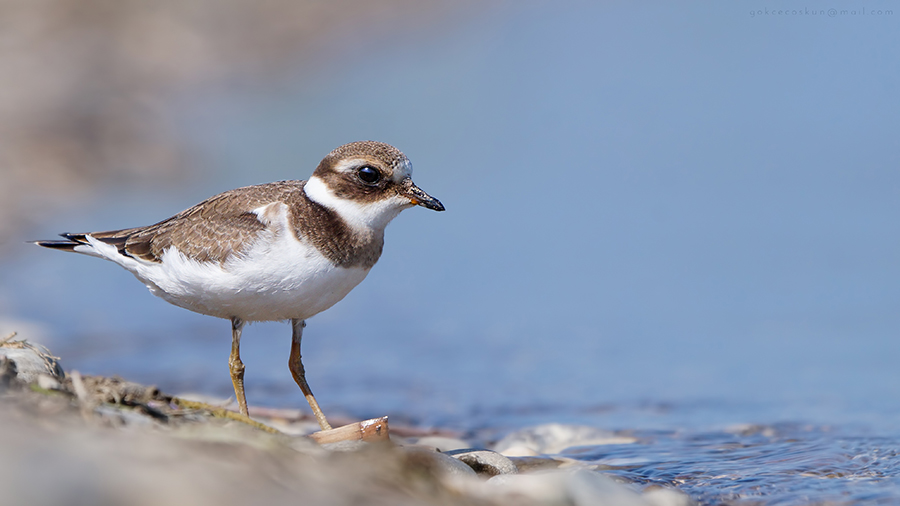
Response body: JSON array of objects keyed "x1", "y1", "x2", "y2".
[
  {"x1": 32, "y1": 232, "x2": 90, "y2": 252},
  {"x1": 32, "y1": 240, "x2": 79, "y2": 252}
]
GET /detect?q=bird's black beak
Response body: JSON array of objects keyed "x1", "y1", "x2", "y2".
[{"x1": 403, "y1": 180, "x2": 445, "y2": 211}]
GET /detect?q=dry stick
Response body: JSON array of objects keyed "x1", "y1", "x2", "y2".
[
  {"x1": 0, "y1": 331, "x2": 18, "y2": 345},
  {"x1": 69, "y1": 370, "x2": 95, "y2": 422},
  {"x1": 171, "y1": 397, "x2": 282, "y2": 435}
]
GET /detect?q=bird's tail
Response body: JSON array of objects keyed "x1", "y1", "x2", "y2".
[
  {"x1": 32, "y1": 234, "x2": 92, "y2": 252},
  {"x1": 33, "y1": 230, "x2": 134, "y2": 255}
]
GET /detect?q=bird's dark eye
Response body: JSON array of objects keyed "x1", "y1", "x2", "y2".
[{"x1": 357, "y1": 166, "x2": 381, "y2": 184}]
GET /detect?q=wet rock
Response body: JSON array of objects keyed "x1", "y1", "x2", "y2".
[
  {"x1": 413, "y1": 436, "x2": 471, "y2": 452},
  {"x1": 445, "y1": 449, "x2": 518, "y2": 476},
  {"x1": 494, "y1": 423, "x2": 636, "y2": 455}
]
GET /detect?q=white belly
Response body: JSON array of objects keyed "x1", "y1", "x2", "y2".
[
  {"x1": 80, "y1": 214, "x2": 370, "y2": 322},
  {"x1": 149, "y1": 251, "x2": 368, "y2": 321}
]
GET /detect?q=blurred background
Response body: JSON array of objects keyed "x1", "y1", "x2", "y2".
[{"x1": 1, "y1": 1, "x2": 898, "y2": 433}]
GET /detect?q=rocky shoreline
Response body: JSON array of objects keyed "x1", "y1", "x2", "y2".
[{"x1": 0, "y1": 336, "x2": 692, "y2": 506}]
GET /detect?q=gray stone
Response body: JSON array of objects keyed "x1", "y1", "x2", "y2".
[
  {"x1": 0, "y1": 340, "x2": 64, "y2": 384},
  {"x1": 445, "y1": 449, "x2": 518, "y2": 476},
  {"x1": 401, "y1": 445, "x2": 478, "y2": 479}
]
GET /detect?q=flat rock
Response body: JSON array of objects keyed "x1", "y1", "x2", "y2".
[{"x1": 0, "y1": 339, "x2": 63, "y2": 384}]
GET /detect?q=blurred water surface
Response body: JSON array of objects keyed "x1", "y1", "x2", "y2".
[
  {"x1": 3, "y1": 2, "x2": 900, "y2": 503},
  {"x1": 568, "y1": 423, "x2": 900, "y2": 505}
]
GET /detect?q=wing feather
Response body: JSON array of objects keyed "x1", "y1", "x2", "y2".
[{"x1": 37, "y1": 181, "x2": 306, "y2": 264}]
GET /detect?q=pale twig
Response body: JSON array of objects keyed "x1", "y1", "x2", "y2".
[
  {"x1": 0, "y1": 331, "x2": 17, "y2": 345},
  {"x1": 70, "y1": 370, "x2": 89, "y2": 403},
  {"x1": 171, "y1": 397, "x2": 281, "y2": 435},
  {"x1": 69, "y1": 370, "x2": 97, "y2": 422}
]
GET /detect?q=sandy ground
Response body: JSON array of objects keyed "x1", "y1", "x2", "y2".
[
  {"x1": 0, "y1": 337, "x2": 694, "y2": 506},
  {"x1": 1, "y1": 397, "x2": 471, "y2": 506},
  {"x1": 0, "y1": 350, "x2": 485, "y2": 506}
]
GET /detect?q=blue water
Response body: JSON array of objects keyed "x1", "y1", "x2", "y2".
[
  {"x1": 3, "y1": 2, "x2": 900, "y2": 503},
  {"x1": 567, "y1": 423, "x2": 900, "y2": 505}
]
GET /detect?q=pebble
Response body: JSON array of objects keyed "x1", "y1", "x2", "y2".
[
  {"x1": 445, "y1": 448, "x2": 518, "y2": 476},
  {"x1": 400, "y1": 445, "x2": 478, "y2": 479},
  {"x1": 36, "y1": 374, "x2": 62, "y2": 391}
]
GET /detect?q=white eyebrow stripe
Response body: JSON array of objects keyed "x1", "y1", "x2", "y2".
[{"x1": 330, "y1": 156, "x2": 413, "y2": 184}]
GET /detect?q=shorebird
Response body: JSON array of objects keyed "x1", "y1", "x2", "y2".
[{"x1": 35, "y1": 141, "x2": 444, "y2": 430}]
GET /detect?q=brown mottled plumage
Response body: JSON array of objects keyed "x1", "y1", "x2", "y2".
[{"x1": 54, "y1": 181, "x2": 385, "y2": 269}]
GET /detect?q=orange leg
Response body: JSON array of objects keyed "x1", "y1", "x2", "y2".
[
  {"x1": 289, "y1": 319, "x2": 332, "y2": 430},
  {"x1": 229, "y1": 317, "x2": 249, "y2": 417}
]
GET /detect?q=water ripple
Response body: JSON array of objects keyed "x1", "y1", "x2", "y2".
[{"x1": 564, "y1": 425, "x2": 900, "y2": 505}]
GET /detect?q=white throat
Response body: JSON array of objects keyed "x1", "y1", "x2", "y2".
[{"x1": 304, "y1": 176, "x2": 407, "y2": 232}]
